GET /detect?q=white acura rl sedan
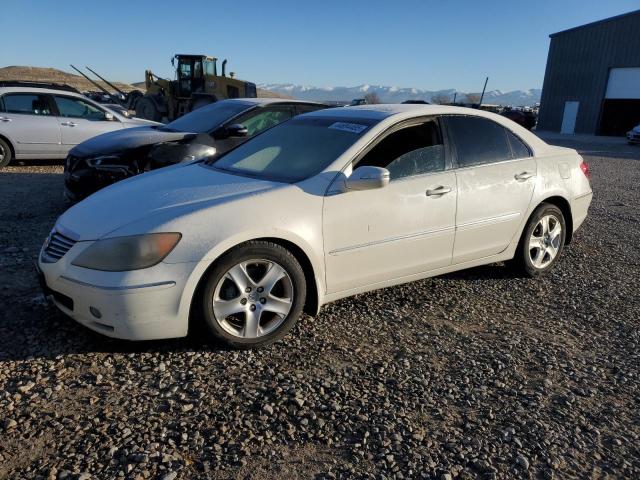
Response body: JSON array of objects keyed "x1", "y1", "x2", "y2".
[{"x1": 37, "y1": 105, "x2": 592, "y2": 348}]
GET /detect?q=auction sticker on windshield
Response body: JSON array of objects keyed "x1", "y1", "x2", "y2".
[{"x1": 328, "y1": 122, "x2": 369, "y2": 134}]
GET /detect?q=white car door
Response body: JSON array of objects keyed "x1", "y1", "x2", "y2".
[
  {"x1": 0, "y1": 93, "x2": 61, "y2": 157},
  {"x1": 323, "y1": 118, "x2": 457, "y2": 293},
  {"x1": 444, "y1": 115, "x2": 536, "y2": 264},
  {"x1": 53, "y1": 95, "x2": 123, "y2": 153}
]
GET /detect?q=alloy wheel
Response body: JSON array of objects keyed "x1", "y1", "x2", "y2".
[
  {"x1": 528, "y1": 214, "x2": 562, "y2": 269},
  {"x1": 212, "y1": 259, "x2": 294, "y2": 338}
]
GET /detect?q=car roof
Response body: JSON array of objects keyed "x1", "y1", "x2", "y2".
[
  {"x1": 0, "y1": 86, "x2": 86, "y2": 97},
  {"x1": 303, "y1": 103, "x2": 550, "y2": 152},
  {"x1": 223, "y1": 97, "x2": 327, "y2": 107}
]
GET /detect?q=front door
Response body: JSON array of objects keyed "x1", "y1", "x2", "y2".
[
  {"x1": 323, "y1": 118, "x2": 457, "y2": 293},
  {"x1": 444, "y1": 115, "x2": 537, "y2": 264},
  {"x1": 53, "y1": 95, "x2": 122, "y2": 151},
  {"x1": 0, "y1": 93, "x2": 61, "y2": 157}
]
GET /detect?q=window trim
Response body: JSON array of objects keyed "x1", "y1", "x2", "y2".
[
  {"x1": 351, "y1": 115, "x2": 452, "y2": 178},
  {"x1": 442, "y1": 114, "x2": 532, "y2": 170},
  {"x1": 0, "y1": 92, "x2": 55, "y2": 116}
]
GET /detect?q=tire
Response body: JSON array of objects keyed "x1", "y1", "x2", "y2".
[
  {"x1": 0, "y1": 137, "x2": 12, "y2": 168},
  {"x1": 135, "y1": 97, "x2": 162, "y2": 122},
  {"x1": 513, "y1": 203, "x2": 567, "y2": 277},
  {"x1": 200, "y1": 241, "x2": 307, "y2": 349}
]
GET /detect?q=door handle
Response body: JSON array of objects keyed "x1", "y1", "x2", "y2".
[
  {"x1": 426, "y1": 185, "x2": 452, "y2": 196},
  {"x1": 515, "y1": 171, "x2": 534, "y2": 181},
  {"x1": 61, "y1": 121, "x2": 77, "y2": 127},
  {"x1": 0, "y1": 116, "x2": 11, "y2": 122}
]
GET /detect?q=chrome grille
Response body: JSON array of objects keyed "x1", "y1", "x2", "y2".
[{"x1": 43, "y1": 231, "x2": 76, "y2": 262}]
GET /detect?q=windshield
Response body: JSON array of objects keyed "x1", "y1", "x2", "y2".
[
  {"x1": 162, "y1": 101, "x2": 249, "y2": 133},
  {"x1": 208, "y1": 116, "x2": 377, "y2": 183}
]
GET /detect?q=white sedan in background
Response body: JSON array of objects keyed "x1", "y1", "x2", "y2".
[
  {"x1": 37, "y1": 105, "x2": 592, "y2": 348},
  {"x1": 0, "y1": 83, "x2": 159, "y2": 167}
]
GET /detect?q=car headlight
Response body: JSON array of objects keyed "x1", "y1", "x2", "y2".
[
  {"x1": 72, "y1": 233, "x2": 181, "y2": 271},
  {"x1": 86, "y1": 155, "x2": 125, "y2": 167}
]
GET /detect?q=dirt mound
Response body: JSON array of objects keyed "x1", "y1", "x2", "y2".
[{"x1": 0, "y1": 66, "x2": 139, "y2": 93}]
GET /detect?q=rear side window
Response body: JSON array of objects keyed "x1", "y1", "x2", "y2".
[
  {"x1": 446, "y1": 116, "x2": 512, "y2": 167},
  {"x1": 505, "y1": 129, "x2": 531, "y2": 159},
  {"x1": 2, "y1": 94, "x2": 52, "y2": 116}
]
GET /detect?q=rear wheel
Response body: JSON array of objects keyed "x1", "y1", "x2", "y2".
[
  {"x1": 135, "y1": 97, "x2": 162, "y2": 122},
  {"x1": 0, "y1": 138, "x2": 12, "y2": 168},
  {"x1": 514, "y1": 203, "x2": 566, "y2": 277},
  {"x1": 200, "y1": 241, "x2": 306, "y2": 349}
]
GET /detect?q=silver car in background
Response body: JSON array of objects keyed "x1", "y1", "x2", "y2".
[{"x1": 0, "y1": 82, "x2": 159, "y2": 167}]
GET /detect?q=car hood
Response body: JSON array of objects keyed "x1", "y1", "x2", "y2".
[
  {"x1": 633, "y1": 125, "x2": 640, "y2": 133},
  {"x1": 70, "y1": 126, "x2": 198, "y2": 157},
  {"x1": 57, "y1": 163, "x2": 278, "y2": 240}
]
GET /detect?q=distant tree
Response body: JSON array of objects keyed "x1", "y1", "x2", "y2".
[
  {"x1": 364, "y1": 92, "x2": 381, "y2": 104},
  {"x1": 430, "y1": 93, "x2": 451, "y2": 105},
  {"x1": 466, "y1": 93, "x2": 481, "y2": 105}
]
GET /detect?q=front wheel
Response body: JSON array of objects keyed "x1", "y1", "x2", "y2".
[
  {"x1": 200, "y1": 241, "x2": 306, "y2": 349},
  {"x1": 0, "y1": 137, "x2": 12, "y2": 168},
  {"x1": 513, "y1": 203, "x2": 566, "y2": 277}
]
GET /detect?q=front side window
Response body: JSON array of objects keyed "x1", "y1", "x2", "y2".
[
  {"x1": 2, "y1": 94, "x2": 52, "y2": 116},
  {"x1": 238, "y1": 108, "x2": 293, "y2": 137},
  {"x1": 446, "y1": 116, "x2": 512, "y2": 167},
  {"x1": 356, "y1": 120, "x2": 445, "y2": 180},
  {"x1": 54, "y1": 96, "x2": 106, "y2": 120},
  {"x1": 210, "y1": 116, "x2": 377, "y2": 182}
]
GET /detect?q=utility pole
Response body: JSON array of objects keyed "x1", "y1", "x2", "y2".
[{"x1": 478, "y1": 77, "x2": 489, "y2": 108}]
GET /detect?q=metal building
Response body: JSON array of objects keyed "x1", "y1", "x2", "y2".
[{"x1": 537, "y1": 10, "x2": 640, "y2": 136}]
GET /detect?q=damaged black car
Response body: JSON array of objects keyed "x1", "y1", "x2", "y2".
[{"x1": 64, "y1": 98, "x2": 327, "y2": 200}]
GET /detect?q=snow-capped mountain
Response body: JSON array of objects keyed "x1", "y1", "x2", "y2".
[{"x1": 259, "y1": 83, "x2": 541, "y2": 106}]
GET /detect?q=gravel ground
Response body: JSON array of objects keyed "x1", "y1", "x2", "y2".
[{"x1": 0, "y1": 138, "x2": 639, "y2": 480}]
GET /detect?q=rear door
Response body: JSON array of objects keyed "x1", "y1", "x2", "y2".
[
  {"x1": 444, "y1": 115, "x2": 536, "y2": 264},
  {"x1": 52, "y1": 95, "x2": 123, "y2": 152},
  {"x1": 0, "y1": 92, "x2": 61, "y2": 157}
]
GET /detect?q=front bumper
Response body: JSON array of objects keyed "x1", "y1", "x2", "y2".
[
  {"x1": 627, "y1": 131, "x2": 640, "y2": 143},
  {"x1": 64, "y1": 155, "x2": 138, "y2": 201},
  {"x1": 37, "y1": 242, "x2": 199, "y2": 341}
]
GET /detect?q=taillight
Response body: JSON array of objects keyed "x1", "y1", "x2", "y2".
[{"x1": 580, "y1": 160, "x2": 591, "y2": 180}]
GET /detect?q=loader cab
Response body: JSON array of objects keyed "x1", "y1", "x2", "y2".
[{"x1": 174, "y1": 55, "x2": 215, "y2": 98}]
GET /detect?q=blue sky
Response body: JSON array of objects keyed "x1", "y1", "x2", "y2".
[{"x1": 1, "y1": 0, "x2": 638, "y2": 92}]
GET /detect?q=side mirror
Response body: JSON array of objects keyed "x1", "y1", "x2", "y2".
[
  {"x1": 105, "y1": 112, "x2": 115, "y2": 121},
  {"x1": 224, "y1": 123, "x2": 249, "y2": 138},
  {"x1": 345, "y1": 166, "x2": 390, "y2": 191}
]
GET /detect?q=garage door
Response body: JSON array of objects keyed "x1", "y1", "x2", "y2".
[
  {"x1": 605, "y1": 68, "x2": 640, "y2": 99},
  {"x1": 599, "y1": 68, "x2": 640, "y2": 136}
]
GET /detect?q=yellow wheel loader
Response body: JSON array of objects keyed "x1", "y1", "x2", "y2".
[{"x1": 135, "y1": 54, "x2": 257, "y2": 121}]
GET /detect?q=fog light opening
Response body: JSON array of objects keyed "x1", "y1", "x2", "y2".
[{"x1": 89, "y1": 306, "x2": 102, "y2": 319}]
